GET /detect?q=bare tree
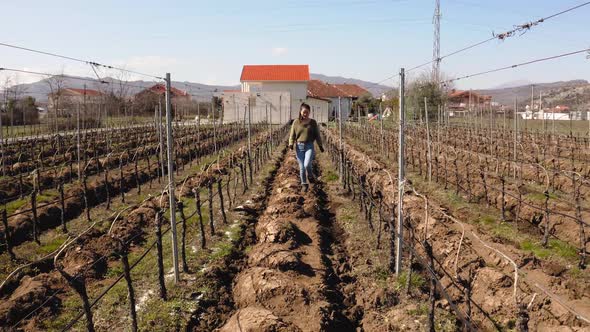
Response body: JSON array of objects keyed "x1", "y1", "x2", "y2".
[
  {"x1": 114, "y1": 70, "x2": 132, "y2": 119},
  {"x1": 46, "y1": 72, "x2": 67, "y2": 132},
  {"x1": 406, "y1": 70, "x2": 455, "y2": 122},
  {"x1": 5, "y1": 74, "x2": 29, "y2": 136}
]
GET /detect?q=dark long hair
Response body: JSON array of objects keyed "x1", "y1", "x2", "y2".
[{"x1": 299, "y1": 103, "x2": 311, "y2": 121}]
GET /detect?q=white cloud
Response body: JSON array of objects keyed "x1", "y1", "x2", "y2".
[{"x1": 271, "y1": 47, "x2": 288, "y2": 57}]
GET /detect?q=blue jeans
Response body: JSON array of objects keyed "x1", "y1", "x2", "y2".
[{"x1": 295, "y1": 142, "x2": 315, "y2": 185}]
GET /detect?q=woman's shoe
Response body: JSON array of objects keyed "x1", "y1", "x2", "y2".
[{"x1": 302, "y1": 184, "x2": 309, "y2": 192}]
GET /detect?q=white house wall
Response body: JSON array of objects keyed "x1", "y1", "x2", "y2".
[
  {"x1": 542, "y1": 113, "x2": 570, "y2": 120},
  {"x1": 305, "y1": 98, "x2": 330, "y2": 123},
  {"x1": 328, "y1": 97, "x2": 352, "y2": 120},
  {"x1": 222, "y1": 91, "x2": 292, "y2": 124},
  {"x1": 239, "y1": 81, "x2": 308, "y2": 120},
  {"x1": 259, "y1": 82, "x2": 308, "y2": 120}
]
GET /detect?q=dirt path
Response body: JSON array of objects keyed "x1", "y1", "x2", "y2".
[{"x1": 218, "y1": 152, "x2": 355, "y2": 331}]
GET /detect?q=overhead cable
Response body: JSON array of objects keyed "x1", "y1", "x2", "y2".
[
  {"x1": 441, "y1": 48, "x2": 590, "y2": 84},
  {"x1": 405, "y1": 1, "x2": 590, "y2": 73},
  {"x1": 0, "y1": 42, "x2": 164, "y2": 80}
]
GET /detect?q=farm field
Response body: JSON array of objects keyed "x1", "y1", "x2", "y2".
[
  {"x1": 3, "y1": 0, "x2": 590, "y2": 330},
  {"x1": 0, "y1": 120, "x2": 285, "y2": 331},
  {"x1": 447, "y1": 117, "x2": 590, "y2": 136},
  {"x1": 1, "y1": 118, "x2": 589, "y2": 331},
  {"x1": 323, "y1": 120, "x2": 590, "y2": 330}
]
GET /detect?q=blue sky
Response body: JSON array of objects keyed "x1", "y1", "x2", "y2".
[{"x1": 1, "y1": 0, "x2": 589, "y2": 89}]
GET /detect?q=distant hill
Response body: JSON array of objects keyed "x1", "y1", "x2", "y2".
[
  {"x1": 8, "y1": 73, "x2": 393, "y2": 103},
  {"x1": 7, "y1": 76, "x2": 238, "y2": 103},
  {"x1": 491, "y1": 80, "x2": 533, "y2": 89},
  {"x1": 476, "y1": 80, "x2": 590, "y2": 107},
  {"x1": 310, "y1": 73, "x2": 393, "y2": 97}
]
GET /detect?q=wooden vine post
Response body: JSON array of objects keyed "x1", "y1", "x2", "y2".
[
  {"x1": 218, "y1": 178, "x2": 228, "y2": 224},
  {"x1": 425, "y1": 240, "x2": 436, "y2": 332},
  {"x1": 115, "y1": 239, "x2": 138, "y2": 332},
  {"x1": 54, "y1": 255, "x2": 95, "y2": 332},
  {"x1": 119, "y1": 155, "x2": 125, "y2": 203},
  {"x1": 2, "y1": 209, "x2": 16, "y2": 260},
  {"x1": 207, "y1": 181, "x2": 215, "y2": 235},
  {"x1": 178, "y1": 201, "x2": 189, "y2": 273},
  {"x1": 31, "y1": 190, "x2": 39, "y2": 244},
  {"x1": 155, "y1": 210, "x2": 167, "y2": 300},
  {"x1": 82, "y1": 172, "x2": 91, "y2": 222},
  {"x1": 193, "y1": 188, "x2": 207, "y2": 249},
  {"x1": 575, "y1": 180, "x2": 586, "y2": 268},
  {"x1": 542, "y1": 190, "x2": 551, "y2": 248},
  {"x1": 59, "y1": 181, "x2": 67, "y2": 233}
]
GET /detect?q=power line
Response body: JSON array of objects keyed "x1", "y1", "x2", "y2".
[
  {"x1": 544, "y1": 1, "x2": 590, "y2": 20},
  {"x1": 0, "y1": 67, "x2": 111, "y2": 85},
  {"x1": 406, "y1": 1, "x2": 590, "y2": 73},
  {"x1": 361, "y1": 1, "x2": 590, "y2": 90},
  {"x1": 441, "y1": 48, "x2": 590, "y2": 85},
  {"x1": 0, "y1": 67, "x2": 130, "y2": 91},
  {"x1": 0, "y1": 42, "x2": 164, "y2": 80},
  {"x1": 0, "y1": 67, "x2": 189, "y2": 93}
]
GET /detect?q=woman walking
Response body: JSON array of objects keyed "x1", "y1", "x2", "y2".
[{"x1": 289, "y1": 103, "x2": 324, "y2": 192}]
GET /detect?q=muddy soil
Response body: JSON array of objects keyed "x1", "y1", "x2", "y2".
[
  {"x1": 186, "y1": 146, "x2": 287, "y2": 331},
  {"x1": 322, "y1": 128, "x2": 590, "y2": 331},
  {"x1": 210, "y1": 153, "x2": 355, "y2": 331},
  {"x1": 0, "y1": 196, "x2": 164, "y2": 330},
  {"x1": 0, "y1": 129, "x2": 274, "y2": 331}
]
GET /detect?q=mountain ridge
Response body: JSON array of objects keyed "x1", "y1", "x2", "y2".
[
  {"x1": 475, "y1": 79, "x2": 589, "y2": 106},
  {"x1": 3, "y1": 73, "x2": 393, "y2": 103}
]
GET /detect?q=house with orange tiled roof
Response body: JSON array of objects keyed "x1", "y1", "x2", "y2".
[
  {"x1": 131, "y1": 84, "x2": 191, "y2": 116},
  {"x1": 135, "y1": 83, "x2": 190, "y2": 100},
  {"x1": 222, "y1": 65, "x2": 309, "y2": 124},
  {"x1": 222, "y1": 65, "x2": 369, "y2": 124},
  {"x1": 48, "y1": 87, "x2": 105, "y2": 112},
  {"x1": 239, "y1": 65, "x2": 310, "y2": 120},
  {"x1": 332, "y1": 84, "x2": 370, "y2": 98},
  {"x1": 307, "y1": 80, "x2": 370, "y2": 120},
  {"x1": 447, "y1": 89, "x2": 492, "y2": 114}
]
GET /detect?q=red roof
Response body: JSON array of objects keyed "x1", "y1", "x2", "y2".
[
  {"x1": 553, "y1": 105, "x2": 570, "y2": 112},
  {"x1": 448, "y1": 90, "x2": 491, "y2": 101},
  {"x1": 146, "y1": 84, "x2": 188, "y2": 97},
  {"x1": 307, "y1": 80, "x2": 347, "y2": 98},
  {"x1": 333, "y1": 84, "x2": 370, "y2": 97},
  {"x1": 223, "y1": 89, "x2": 241, "y2": 93},
  {"x1": 240, "y1": 65, "x2": 310, "y2": 82},
  {"x1": 448, "y1": 90, "x2": 468, "y2": 98}
]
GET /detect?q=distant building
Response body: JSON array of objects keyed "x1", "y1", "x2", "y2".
[
  {"x1": 307, "y1": 80, "x2": 370, "y2": 120},
  {"x1": 222, "y1": 65, "x2": 370, "y2": 124},
  {"x1": 531, "y1": 105, "x2": 578, "y2": 121},
  {"x1": 307, "y1": 80, "x2": 344, "y2": 121},
  {"x1": 132, "y1": 84, "x2": 191, "y2": 116},
  {"x1": 447, "y1": 90, "x2": 492, "y2": 115},
  {"x1": 239, "y1": 64, "x2": 310, "y2": 121},
  {"x1": 520, "y1": 105, "x2": 590, "y2": 121},
  {"x1": 134, "y1": 84, "x2": 190, "y2": 101},
  {"x1": 223, "y1": 65, "x2": 307, "y2": 124},
  {"x1": 47, "y1": 88, "x2": 104, "y2": 112}
]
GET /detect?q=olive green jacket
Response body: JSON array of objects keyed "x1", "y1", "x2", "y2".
[{"x1": 288, "y1": 119, "x2": 323, "y2": 149}]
